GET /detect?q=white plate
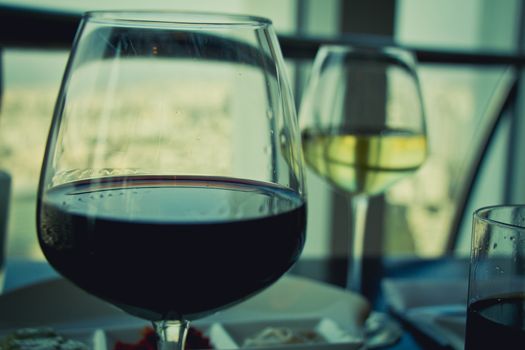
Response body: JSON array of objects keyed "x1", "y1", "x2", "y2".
[{"x1": 0, "y1": 274, "x2": 369, "y2": 349}]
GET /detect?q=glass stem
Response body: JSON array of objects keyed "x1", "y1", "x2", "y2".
[
  {"x1": 153, "y1": 320, "x2": 190, "y2": 350},
  {"x1": 346, "y1": 194, "x2": 369, "y2": 292}
]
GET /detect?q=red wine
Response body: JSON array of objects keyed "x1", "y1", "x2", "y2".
[
  {"x1": 38, "y1": 176, "x2": 306, "y2": 320},
  {"x1": 465, "y1": 295, "x2": 525, "y2": 349}
]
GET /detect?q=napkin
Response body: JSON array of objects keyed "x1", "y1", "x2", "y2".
[{"x1": 382, "y1": 278, "x2": 468, "y2": 350}]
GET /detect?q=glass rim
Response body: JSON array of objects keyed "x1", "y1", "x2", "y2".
[
  {"x1": 84, "y1": 10, "x2": 272, "y2": 28},
  {"x1": 317, "y1": 44, "x2": 418, "y2": 66},
  {"x1": 311, "y1": 44, "x2": 421, "y2": 88},
  {"x1": 320, "y1": 43, "x2": 413, "y2": 53},
  {"x1": 474, "y1": 204, "x2": 525, "y2": 231}
]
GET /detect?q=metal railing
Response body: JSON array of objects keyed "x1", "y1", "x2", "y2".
[{"x1": 2, "y1": 4, "x2": 525, "y2": 65}]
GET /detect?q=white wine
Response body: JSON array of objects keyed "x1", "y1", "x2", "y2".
[{"x1": 302, "y1": 128, "x2": 427, "y2": 195}]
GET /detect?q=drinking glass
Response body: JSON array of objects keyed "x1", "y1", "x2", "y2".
[
  {"x1": 465, "y1": 205, "x2": 525, "y2": 349},
  {"x1": 37, "y1": 11, "x2": 306, "y2": 350},
  {"x1": 300, "y1": 45, "x2": 427, "y2": 292}
]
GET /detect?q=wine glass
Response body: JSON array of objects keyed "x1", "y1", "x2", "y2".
[
  {"x1": 300, "y1": 45, "x2": 427, "y2": 292},
  {"x1": 37, "y1": 11, "x2": 306, "y2": 350}
]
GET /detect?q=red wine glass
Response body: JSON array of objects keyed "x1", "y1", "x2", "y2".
[{"x1": 37, "y1": 11, "x2": 306, "y2": 350}]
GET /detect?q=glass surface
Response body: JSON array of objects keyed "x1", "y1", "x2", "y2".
[
  {"x1": 299, "y1": 45, "x2": 427, "y2": 291},
  {"x1": 36, "y1": 11, "x2": 306, "y2": 349},
  {"x1": 465, "y1": 205, "x2": 525, "y2": 349}
]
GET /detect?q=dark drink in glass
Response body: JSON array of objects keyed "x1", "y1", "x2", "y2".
[
  {"x1": 39, "y1": 175, "x2": 306, "y2": 320},
  {"x1": 465, "y1": 295, "x2": 525, "y2": 349}
]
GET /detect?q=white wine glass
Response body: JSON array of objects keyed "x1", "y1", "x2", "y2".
[
  {"x1": 37, "y1": 11, "x2": 306, "y2": 350},
  {"x1": 300, "y1": 45, "x2": 427, "y2": 292}
]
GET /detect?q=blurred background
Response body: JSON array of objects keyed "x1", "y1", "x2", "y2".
[{"x1": 0, "y1": 0, "x2": 521, "y2": 262}]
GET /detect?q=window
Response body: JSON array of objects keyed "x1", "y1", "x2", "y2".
[
  {"x1": 0, "y1": 0, "x2": 306, "y2": 260},
  {"x1": 0, "y1": 0, "x2": 521, "y2": 262},
  {"x1": 384, "y1": 0, "x2": 520, "y2": 256},
  {"x1": 1, "y1": 50, "x2": 67, "y2": 258}
]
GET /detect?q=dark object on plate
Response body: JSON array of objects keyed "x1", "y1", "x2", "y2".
[
  {"x1": 114, "y1": 327, "x2": 212, "y2": 350},
  {"x1": 0, "y1": 327, "x2": 89, "y2": 350}
]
